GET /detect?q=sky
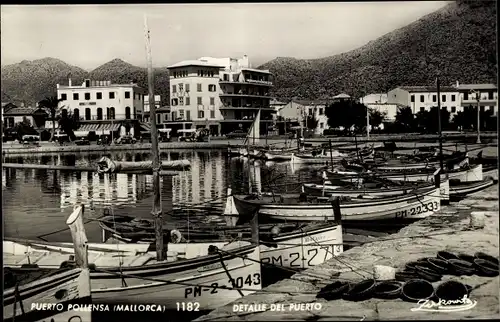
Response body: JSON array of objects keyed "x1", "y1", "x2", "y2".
[{"x1": 1, "y1": 2, "x2": 451, "y2": 71}]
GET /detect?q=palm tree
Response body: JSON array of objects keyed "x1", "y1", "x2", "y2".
[{"x1": 38, "y1": 96, "x2": 63, "y2": 141}]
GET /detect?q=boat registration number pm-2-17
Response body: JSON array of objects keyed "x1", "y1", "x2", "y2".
[
  {"x1": 184, "y1": 273, "x2": 261, "y2": 298},
  {"x1": 395, "y1": 201, "x2": 439, "y2": 218}
]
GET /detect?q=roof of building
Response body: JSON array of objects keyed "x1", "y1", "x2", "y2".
[
  {"x1": 270, "y1": 98, "x2": 287, "y2": 105},
  {"x1": 241, "y1": 68, "x2": 272, "y2": 74},
  {"x1": 455, "y1": 84, "x2": 497, "y2": 91},
  {"x1": 291, "y1": 99, "x2": 330, "y2": 106},
  {"x1": 396, "y1": 86, "x2": 457, "y2": 93},
  {"x1": 3, "y1": 107, "x2": 46, "y2": 116},
  {"x1": 167, "y1": 60, "x2": 225, "y2": 69}
]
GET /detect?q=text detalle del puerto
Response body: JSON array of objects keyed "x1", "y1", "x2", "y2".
[{"x1": 233, "y1": 302, "x2": 323, "y2": 313}]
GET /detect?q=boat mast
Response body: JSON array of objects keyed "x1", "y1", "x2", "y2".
[
  {"x1": 436, "y1": 77, "x2": 444, "y2": 171},
  {"x1": 144, "y1": 15, "x2": 164, "y2": 261}
]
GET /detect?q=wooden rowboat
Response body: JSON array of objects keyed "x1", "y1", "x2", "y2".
[
  {"x1": 3, "y1": 206, "x2": 262, "y2": 311},
  {"x1": 225, "y1": 186, "x2": 442, "y2": 222},
  {"x1": 98, "y1": 217, "x2": 344, "y2": 270}
]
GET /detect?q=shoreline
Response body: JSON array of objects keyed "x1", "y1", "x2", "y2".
[
  {"x1": 196, "y1": 183, "x2": 499, "y2": 321},
  {"x1": 1, "y1": 132, "x2": 497, "y2": 156}
]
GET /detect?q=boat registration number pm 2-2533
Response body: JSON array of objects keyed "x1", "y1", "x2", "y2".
[
  {"x1": 184, "y1": 273, "x2": 261, "y2": 298},
  {"x1": 395, "y1": 201, "x2": 439, "y2": 218}
]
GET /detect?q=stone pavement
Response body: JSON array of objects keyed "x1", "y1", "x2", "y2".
[{"x1": 196, "y1": 184, "x2": 499, "y2": 321}]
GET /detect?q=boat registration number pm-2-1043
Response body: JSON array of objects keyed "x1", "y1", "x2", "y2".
[
  {"x1": 395, "y1": 201, "x2": 439, "y2": 218},
  {"x1": 184, "y1": 273, "x2": 261, "y2": 298}
]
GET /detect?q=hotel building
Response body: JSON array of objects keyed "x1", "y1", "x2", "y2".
[
  {"x1": 387, "y1": 86, "x2": 461, "y2": 116},
  {"x1": 56, "y1": 79, "x2": 147, "y2": 137},
  {"x1": 167, "y1": 55, "x2": 274, "y2": 135}
]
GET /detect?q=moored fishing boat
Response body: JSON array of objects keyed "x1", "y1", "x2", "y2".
[
  {"x1": 225, "y1": 184, "x2": 442, "y2": 222},
  {"x1": 449, "y1": 177, "x2": 496, "y2": 201},
  {"x1": 3, "y1": 206, "x2": 92, "y2": 322},
  {"x1": 290, "y1": 150, "x2": 348, "y2": 165},
  {"x1": 97, "y1": 213, "x2": 344, "y2": 270}
]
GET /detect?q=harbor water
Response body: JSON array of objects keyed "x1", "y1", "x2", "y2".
[{"x1": 2, "y1": 149, "x2": 325, "y2": 242}]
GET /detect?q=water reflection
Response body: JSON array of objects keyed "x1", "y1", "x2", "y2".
[{"x1": 2, "y1": 150, "x2": 323, "y2": 242}]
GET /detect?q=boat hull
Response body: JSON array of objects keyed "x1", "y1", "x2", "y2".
[
  {"x1": 449, "y1": 178, "x2": 495, "y2": 201},
  {"x1": 260, "y1": 224, "x2": 343, "y2": 269},
  {"x1": 3, "y1": 241, "x2": 261, "y2": 311},
  {"x1": 264, "y1": 151, "x2": 293, "y2": 161},
  {"x1": 3, "y1": 268, "x2": 92, "y2": 322},
  {"x1": 229, "y1": 188, "x2": 441, "y2": 222}
]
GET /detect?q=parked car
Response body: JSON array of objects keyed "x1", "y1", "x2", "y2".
[
  {"x1": 22, "y1": 135, "x2": 40, "y2": 146},
  {"x1": 226, "y1": 130, "x2": 247, "y2": 139},
  {"x1": 75, "y1": 139, "x2": 90, "y2": 146},
  {"x1": 115, "y1": 135, "x2": 137, "y2": 145}
]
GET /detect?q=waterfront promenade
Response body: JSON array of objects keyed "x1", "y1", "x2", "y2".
[
  {"x1": 196, "y1": 181, "x2": 499, "y2": 321},
  {"x1": 1, "y1": 132, "x2": 498, "y2": 156}
]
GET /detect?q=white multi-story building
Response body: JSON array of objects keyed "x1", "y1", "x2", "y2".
[
  {"x1": 56, "y1": 79, "x2": 147, "y2": 137},
  {"x1": 387, "y1": 86, "x2": 461, "y2": 116},
  {"x1": 167, "y1": 55, "x2": 274, "y2": 135},
  {"x1": 455, "y1": 83, "x2": 498, "y2": 116}
]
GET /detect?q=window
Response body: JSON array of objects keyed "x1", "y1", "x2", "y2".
[
  {"x1": 319, "y1": 108, "x2": 324, "y2": 115},
  {"x1": 210, "y1": 97, "x2": 215, "y2": 105},
  {"x1": 84, "y1": 93, "x2": 90, "y2": 100},
  {"x1": 171, "y1": 111, "x2": 176, "y2": 120},
  {"x1": 125, "y1": 91, "x2": 130, "y2": 99},
  {"x1": 179, "y1": 84, "x2": 184, "y2": 92},
  {"x1": 179, "y1": 110, "x2": 184, "y2": 119},
  {"x1": 186, "y1": 97, "x2": 190, "y2": 105},
  {"x1": 157, "y1": 114, "x2": 161, "y2": 124},
  {"x1": 197, "y1": 84, "x2": 202, "y2": 92},
  {"x1": 96, "y1": 92, "x2": 102, "y2": 100},
  {"x1": 198, "y1": 110, "x2": 204, "y2": 118},
  {"x1": 451, "y1": 106, "x2": 456, "y2": 113},
  {"x1": 197, "y1": 97, "x2": 202, "y2": 105},
  {"x1": 420, "y1": 95, "x2": 424, "y2": 103},
  {"x1": 73, "y1": 93, "x2": 79, "y2": 100},
  {"x1": 442, "y1": 95, "x2": 446, "y2": 102},
  {"x1": 410, "y1": 95, "x2": 415, "y2": 103},
  {"x1": 308, "y1": 109, "x2": 313, "y2": 116},
  {"x1": 60, "y1": 94, "x2": 67, "y2": 100},
  {"x1": 73, "y1": 108, "x2": 79, "y2": 120},
  {"x1": 85, "y1": 108, "x2": 91, "y2": 120},
  {"x1": 172, "y1": 85, "x2": 177, "y2": 93},
  {"x1": 210, "y1": 110, "x2": 215, "y2": 119},
  {"x1": 171, "y1": 98, "x2": 178, "y2": 106},
  {"x1": 451, "y1": 95, "x2": 456, "y2": 102},
  {"x1": 464, "y1": 93, "x2": 469, "y2": 100},
  {"x1": 109, "y1": 107, "x2": 115, "y2": 119},
  {"x1": 208, "y1": 84, "x2": 216, "y2": 92},
  {"x1": 489, "y1": 92, "x2": 494, "y2": 99},
  {"x1": 125, "y1": 106, "x2": 131, "y2": 119},
  {"x1": 420, "y1": 107, "x2": 425, "y2": 112},
  {"x1": 320, "y1": 123, "x2": 324, "y2": 129},
  {"x1": 179, "y1": 97, "x2": 184, "y2": 105},
  {"x1": 164, "y1": 113, "x2": 169, "y2": 122},
  {"x1": 109, "y1": 92, "x2": 115, "y2": 99},
  {"x1": 97, "y1": 108, "x2": 103, "y2": 120},
  {"x1": 432, "y1": 95, "x2": 437, "y2": 102},
  {"x1": 186, "y1": 84, "x2": 190, "y2": 92}
]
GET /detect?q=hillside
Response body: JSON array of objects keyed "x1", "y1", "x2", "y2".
[
  {"x1": 1, "y1": 58, "x2": 88, "y2": 105},
  {"x1": 1, "y1": 1, "x2": 496, "y2": 105},
  {"x1": 258, "y1": 0, "x2": 497, "y2": 100},
  {"x1": 1, "y1": 58, "x2": 171, "y2": 106}
]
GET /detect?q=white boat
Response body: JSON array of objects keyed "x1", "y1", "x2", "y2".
[
  {"x1": 225, "y1": 185, "x2": 442, "y2": 222},
  {"x1": 4, "y1": 206, "x2": 92, "y2": 322},
  {"x1": 4, "y1": 207, "x2": 262, "y2": 311},
  {"x1": 449, "y1": 178, "x2": 496, "y2": 201},
  {"x1": 290, "y1": 150, "x2": 348, "y2": 165}
]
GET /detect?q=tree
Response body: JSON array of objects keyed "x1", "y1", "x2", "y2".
[
  {"x1": 415, "y1": 106, "x2": 450, "y2": 133},
  {"x1": 58, "y1": 109, "x2": 78, "y2": 141},
  {"x1": 325, "y1": 100, "x2": 368, "y2": 133},
  {"x1": 369, "y1": 109, "x2": 385, "y2": 128},
  {"x1": 38, "y1": 96, "x2": 64, "y2": 141},
  {"x1": 395, "y1": 106, "x2": 415, "y2": 131}
]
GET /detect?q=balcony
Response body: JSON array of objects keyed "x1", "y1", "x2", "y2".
[
  {"x1": 220, "y1": 92, "x2": 271, "y2": 99},
  {"x1": 219, "y1": 105, "x2": 275, "y2": 111},
  {"x1": 219, "y1": 78, "x2": 273, "y2": 87}
]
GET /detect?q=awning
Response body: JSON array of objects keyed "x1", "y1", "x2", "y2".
[{"x1": 78, "y1": 123, "x2": 121, "y2": 132}]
